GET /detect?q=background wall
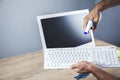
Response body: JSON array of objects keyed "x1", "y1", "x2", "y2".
[
  {"x1": 94, "y1": 0, "x2": 120, "y2": 47},
  {"x1": 0, "y1": 0, "x2": 94, "y2": 58}
]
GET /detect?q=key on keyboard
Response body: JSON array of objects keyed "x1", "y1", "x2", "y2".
[{"x1": 44, "y1": 46, "x2": 120, "y2": 69}]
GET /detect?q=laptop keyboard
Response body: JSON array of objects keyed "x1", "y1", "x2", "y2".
[{"x1": 44, "y1": 46, "x2": 120, "y2": 69}]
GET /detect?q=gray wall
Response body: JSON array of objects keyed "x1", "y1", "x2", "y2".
[
  {"x1": 94, "y1": 0, "x2": 120, "y2": 47},
  {"x1": 0, "y1": 0, "x2": 94, "y2": 58}
]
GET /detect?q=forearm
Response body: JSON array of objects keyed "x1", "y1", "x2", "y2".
[
  {"x1": 89, "y1": 66, "x2": 120, "y2": 80},
  {"x1": 95, "y1": 0, "x2": 120, "y2": 11}
]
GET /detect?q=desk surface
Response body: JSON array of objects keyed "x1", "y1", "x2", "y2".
[{"x1": 0, "y1": 39, "x2": 120, "y2": 80}]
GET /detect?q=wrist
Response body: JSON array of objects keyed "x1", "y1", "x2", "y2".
[
  {"x1": 94, "y1": 0, "x2": 109, "y2": 12},
  {"x1": 94, "y1": 2, "x2": 104, "y2": 12},
  {"x1": 95, "y1": 5, "x2": 103, "y2": 12}
]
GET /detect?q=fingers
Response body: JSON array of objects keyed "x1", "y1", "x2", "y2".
[
  {"x1": 72, "y1": 67, "x2": 83, "y2": 73},
  {"x1": 71, "y1": 61, "x2": 90, "y2": 74},
  {"x1": 73, "y1": 68, "x2": 89, "y2": 74},
  {"x1": 71, "y1": 63, "x2": 78, "y2": 69},
  {"x1": 71, "y1": 61, "x2": 87, "y2": 69},
  {"x1": 84, "y1": 17, "x2": 98, "y2": 31},
  {"x1": 71, "y1": 63, "x2": 81, "y2": 73},
  {"x1": 72, "y1": 64, "x2": 87, "y2": 73},
  {"x1": 83, "y1": 8, "x2": 101, "y2": 31},
  {"x1": 91, "y1": 22, "x2": 97, "y2": 31},
  {"x1": 92, "y1": 14, "x2": 100, "y2": 31}
]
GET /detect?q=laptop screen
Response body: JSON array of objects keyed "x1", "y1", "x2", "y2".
[{"x1": 38, "y1": 10, "x2": 94, "y2": 48}]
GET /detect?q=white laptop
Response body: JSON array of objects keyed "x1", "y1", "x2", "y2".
[
  {"x1": 37, "y1": 9, "x2": 95, "y2": 49},
  {"x1": 37, "y1": 9, "x2": 120, "y2": 69}
]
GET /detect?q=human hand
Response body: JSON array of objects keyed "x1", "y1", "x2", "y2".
[
  {"x1": 71, "y1": 61, "x2": 97, "y2": 74},
  {"x1": 84, "y1": 7, "x2": 102, "y2": 31}
]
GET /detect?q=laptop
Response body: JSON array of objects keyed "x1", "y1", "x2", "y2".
[{"x1": 37, "y1": 9, "x2": 95, "y2": 69}]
